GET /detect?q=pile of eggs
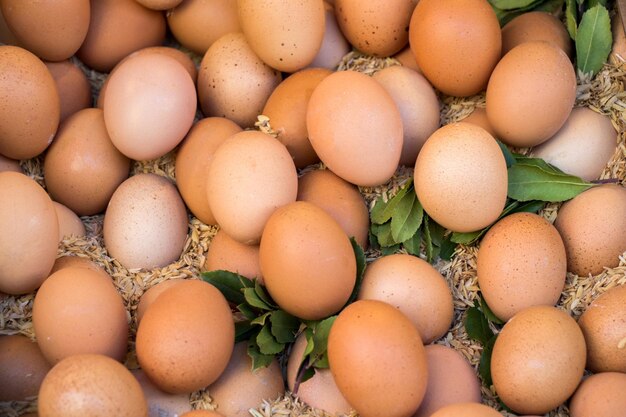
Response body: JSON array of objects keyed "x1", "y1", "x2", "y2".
[{"x1": 1, "y1": 0, "x2": 626, "y2": 416}]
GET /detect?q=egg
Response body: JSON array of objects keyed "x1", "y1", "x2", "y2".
[
  {"x1": 208, "y1": 342, "x2": 285, "y2": 417},
  {"x1": 136, "y1": 279, "x2": 185, "y2": 324},
  {"x1": 569, "y1": 372, "x2": 626, "y2": 417},
  {"x1": 43, "y1": 108, "x2": 131, "y2": 216},
  {"x1": 414, "y1": 123, "x2": 508, "y2": 233},
  {"x1": 136, "y1": 280, "x2": 235, "y2": 394},
  {"x1": 477, "y1": 212, "x2": 567, "y2": 322},
  {"x1": 0, "y1": 45, "x2": 60, "y2": 160},
  {"x1": 135, "y1": 0, "x2": 182, "y2": 10},
  {"x1": 357, "y1": 254, "x2": 453, "y2": 344},
  {"x1": 262, "y1": 68, "x2": 331, "y2": 168},
  {"x1": 175, "y1": 117, "x2": 242, "y2": 225},
  {"x1": 0, "y1": 154, "x2": 22, "y2": 173},
  {"x1": 393, "y1": 47, "x2": 421, "y2": 73},
  {"x1": 0, "y1": 335, "x2": 51, "y2": 401},
  {"x1": 531, "y1": 107, "x2": 617, "y2": 181},
  {"x1": 53, "y1": 201, "x2": 86, "y2": 242},
  {"x1": 491, "y1": 306, "x2": 586, "y2": 415},
  {"x1": 577, "y1": 284, "x2": 626, "y2": 373},
  {"x1": 459, "y1": 107, "x2": 497, "y2": 138},
  {"x1": 611, "y1": 10, "x2": 626, "y2": 67},
  {"x1": 486, "y1": 41, "x2": 576, "y2": 147},
  {"x1": 132, "y1": 369, "x2": 192, "y2": 417},
  {"x1": 308, "y1": 2, "x2": 351, "y2": 70},
  {"x1": 103, "y1": 173, "x2": 188, "y2": 270},
  {"x1": 198, "y1": 33, "x2": 282, "y2": 128},
  {"x1": 203, "y1": 230, "x2": 263, "y2": 283},
  {"x1": 409, "y1": 0, "x2": 501, "y2": 97},
  {"x1": 328, "y1": 299, "x2": 428, "y2": 417},
  {"x1": 206, "y1": 131, "x2": 297, "y2": 245},
  {"x1": 554, "y1": 184, "x2": 626, "y2": 276},
  {"x1": 307, "y1": 70, "x2": 403, "y2": 187},
  {"x1": 501, "y1": 11, "x2": 573, "y2": 58},
  {"x1": 32, "y1": 266, "x2": 129, "y2": 364},
  {"x1": 44, "y1": 60, "x2": 92, "y2": 123},
  {"x1": 0, "y1": 7, "x2": 19, "y2": 45},
  {"x1": 0, "y1": 172, "x2": 58, "y2": 295},
  {"x1": 372, "y1": 65, "x2": 440, "y2": 166},
  {"x1": 38, "y1": 354, "x2": 148, "y2": 417},
  {"x1": 49, "y1": 256, "x2": 104, "y2": 275},
  {"x1": 430, "y1": 403, "x2": 502, "y2": 417},
  {"x1": 180, "y1": 412, "x2": 224, "y2": 417}
]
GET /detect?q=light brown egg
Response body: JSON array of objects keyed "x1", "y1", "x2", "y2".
[
  {"x1": 175, "y1": 117, "x2": 242, "y2": 225},
  {"x1": 569, "y1": 372, "x2": 626, "y2": 417},
  {"x1": 0, "y1": 335, "x2": 51, "y2": 401},
  {"x1": 136, "y1": 280, "x2": 235, "y2": 394},
  {"x1": 44, "y1": 60, "x2": 92, "y2": 123},
  {"x1": 206, "y1": 130, "x2": 297, "y2": 245},
  {"x1": 49, "y1": 256, "x2": 104, "y2": 275},
  {"x1": 262, "y1": 68, "x2": 332, "y2": 168},
  {"x1": 372, "y1": 66, "x2": 440, "y2": 166},
  {"x1": 501, "y1": 11, "x2": 573, "y2": 58},
  {"x1": 491, "y1": 306, "x2": 586, "y2": 415},
  {"x1": 135, "y1": 0, "x2": 182, "y2": 10},
  {"x1": 38, "y1": 354, "x2": 148, "y2": 417},
  {"x1": 136, "y1": 279, "x2": 186, "y2": 324},
  {"x1": 198, "y1": 33, "x2": 282, "y2": 128},
  {"x1": 307, "y1": 70, "x2": 403, "y2": 187},
  {"x1": 611, "y1": 10, "x2": 626, "y2": 67},
  {"x1": 393, "y1": 47, "x2": 421, "y2": 73},
  {"x1": 0, "y1": 172, "x2": 58, "y2": 295},
  {"x1": 0, "y1": 46, "x2": 60, "y2": 160},
  {"x1": 578, "y1": 284, "x2": 626, "y2": 373},
  {"x1": 409, "y1": 0, "x2": 501, "y2": 97},
  {"x1": 203, "y1": 230, "x2": 263, "y2": 283},
  {"x1": 260, "y1": 201, "x2": 356, "y2": 320},
  {"x1": 430, "y1": 403, "x2": 502, "y2": 417},
  {"x1": 0, "y1": 7, "x2": 19, "y2": 45},
  {"x1": 208, "y1": 342, "x2": 284, "y2": 417},
  {"x1": 103, "y1": 174, "x2": 188, "y2": 270},
  {"x1": 132, "y1": 369, "x2": 192, "y2": 417},
  {"x1": 554, "y1": 184, "x2": 626, "y2": 276},
  {"x1": 308, "y1": 2, "x2": 351, "y2": 70},
  {"x1": 53, "y1": 201, "x2": 86, "y2": 242},
  {"x1": 328, "y1": 299, "x2": 428, "y2": 417},
  {"x1": 0, "y1": 154, "x2": 22, "y2": 173},
  {"x1": 414, "y1": 123, "x2": 508, "y2": 233},
  {"x1": 460, "y1": 107, "x2": 497, "y2": 138}
]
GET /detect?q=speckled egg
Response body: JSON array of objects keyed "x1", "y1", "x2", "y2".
[
  {"x1": 132, "y1": 369, "x2": 192, "y2": 417},
  {"x1": 430, "y1": 403, "x2": 502, "y2": 417},
  {"x1": 53, "y1": 201, "x2": 86, "y2": 242},
  {"x1": 0, "y1": 335, "x2": 51, "y2": 401},
  {"x1": 309, "y1": 2, "x2": 351, "y2": 69},
  {"x1": 203, "y1": 230, "x2": 263, "y2": 283},
  {"x1": 136, "y1": 279, "x2": 185, "y2": 324},
  {"x1": 569, "y1": 372, "x2": 626, "y2": 417},
  {"x1": 49, "y1": 256, "x2": 104, "y2": 275},
  {"x1": 44, "y1": 60, "x2": 92, "y2": 123},
  {"x1": 501, "y1": 11, "x2": 572, "y2": 57},
  {"x1": 459, "y1": 107, "x2": 497, "y2": 138}
]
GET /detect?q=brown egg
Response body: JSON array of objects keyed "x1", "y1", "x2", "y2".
[
  {"x1": 286, "y1": 334, "x2": 352, "y2": 415},
  {"x1": 203, "y1": 230, "x2": 263, "y2": 283},
  {"x1": 198, "y1": 33, "x2": 282, "y2": 128},
  {"x1": 33, "y1": 267, "x2": 129, "y2": 365},
  {"x1": 132, "y1": 369, "x2": 192, "y2": 417},
  {"x1": 578, "y1": 284, "x2": 626, "y2": 373},
  {"x1": 167, "y1": 0, "x2": 240, "y2": 55},
  {"x1": 180, "y1": 411, "x2": 224, "y2": 417},
  {"x1": 103, "y1": 174, "x2": 188, "y2": 270},
  {"x1": 372, "y1": 66, "x2": 440, "y2": 166},
  {"x1": 0, "y1": 153, "x2": 22, "y2": 173},
  {"x1": 135, "y1": 0, "x2": 182, "y2": 10},
  {"x1": 554, "y1": 184, "x2": 626, "y2": 276},
  {"x1": 208, "y1": 342, "x2": 284, "y2": 417},
  {"x1": 328, "y1": 299, "x2": 428, "y2": 417},
  {"x1": 308, "y1": 2, "x2": 351, "y2": 70},
  {"x1": 77, "y1": 0, "x2": 166, "y2": 72},
  {"x1": 297, "y1": 169, "x2": 369, "y2": 250},
  {"x1": 38, "y1": 354, "x2": 148, "y2": 417},
  {"x1": 262, "y1": 68, "x2": 332, "y2": 168},
  {"x1": 460, "y1": 107, "x2": 497, "y2": 138},
  {"x1": 136, "y1": 279, "x2": 185, "y2": 324},
  {"x1": 611, "y1": 10, "x2": 626, "y2": 67},
  {"x1": 477, "y1": 213, "x2": 567, "y2": 322},
  {"x1": 414, "y1": 123, "x2": 508, "y2": 233},
  {"x1": 307, "y1": 70, "x2": 403, "y2": 187},
  {"x1": 49, "y1": 256, "x2": 104, "y2": 275},
  {"x1": 569, "y1": 372, "x2": 626, "y2": 417},
  {"x1": 206, "y1": 131, "x2": 297, "y2": 245},
  {"x1": 0, "y1": 46, "x2": 60, "y2": 160},
  {"x1": 413, "y1": 345, "x2": 481, "y2": 417},
  {"x1": 260, "y1": 201, "x2": 356, "y2": 320},
  {"x1": 136, "y1": 280, "x2": 235, "y2": 394},
  {"x1": 0, "y1": 335, "x2": 51, "y2": 401},
  {"x1": 491, "y1": 306, "x2": 586, "y2": 415},
  {"x1": 409, "y1": 0, "x2": 501, "y2": 97},
  {"x1": 43, "y1": 108, "x2": 131, "y2": 216},
  {"x1": 430, "y1": 403, "x2": 502, "y2": 417},
  {"x1": 501, "y1": 11, "x2": 573, "y2": 58},
  {"x1": 0, "y1": 172, "x2": 58, "y2": 295},
  {"x1": 0, "y1": 7, "x2": 19, "y2": 45},
  {"x1": 532, "y1": 107, "x2": 617, "y2": 181},
  {"x1": 44, "y1": 60, "x2": 92, "y2": 123},
  {"x1": 358, "y1": 254, "x2": 453, "y2": 344},
  {"x1": 53, "y1": 201, "x2": 86, "y2": 242},
  {"x1": 393, "y1": 47, "x2": 421, "y2": 73},
  {"x1": 486, "y1": 41, "x2": 576, "y2": 147}
]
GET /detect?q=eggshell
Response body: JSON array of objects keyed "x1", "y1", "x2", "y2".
[
  {"x1": 44, "y1": 60, "x2": 92, "y2": 123},
  {"x1": 206, "y1": 130, "x2": 297, "y2": 245},
  {"x1": 531, "y1": 107, "x2": 617, "y2": 181},
  {"x1": 297, "y1": 169, "x2": 369, "y2": 249},
  {"x1": 611, "y1": 10, "x2": 626, "y2": 67},
  {"x1": 372, "y1": 66, "x2": 440, "y2": 166},
  {"x1": 554, "y1": 184, "x2": 626, "y2": 276},
  {"x1": 501, "y1": 11, "x2": 573, "y2": 58},
  {"x1": 569, "y1": 372, "x2": 626, "y2": 417},
  {"x1": 308, "y1": 2, "x2": 351, "y2": 70},
  {"x1": 49, "y1": 256, "x2": 104, "y2": 275},
  {"x1": 136, "y1": 280, "x2": 235, "y2": 394},
  {"x1": 203, "y1": 230, "x2": 263, "y2": 283},
  {"x1": 306, "y1": 70, "x2": 403, "y2": 187},
  {"x1": 0, "y1": 7, "x2": 19, "y2": 45},
  {"x1": 477, "y1": 213, "x2": 567, "y2": 322},
  {"x1": 53, "y1": 201, "x2": 86, "y2": 242},
  {"x1": 414, "y1": 123, "x2": 508, "y2": 233},
  {"x1": 38, "y1": 354, "x2": 148, "y2": 417},
  {"x1": 175, "y1": 117, "x2": 242, "y2": 225},
  {"x1": 198, "y1": 33, "x2": 282, "y2": 128},
  {"x1": 327, "y1": 299, "x2": 428, "y2": 417},
  {"x1": 430, "y1": 403, "x2": 501, "y2": 417},
  {"x1": 103, "y1": 173, "x2": 188, "y2": 270},
  {"x1": 409, "y1": 0, "x2": 501, "y2": 97},
  {"x1": 393, "y1": 47, "x2": 421, "y2": 73},
  {"x1": 491, "y1": 306, "x2": 586, "y2": 415},
  {"x1": 135, "y1": 0, "x2": 182, "y2": 10},
  {"x1": 262, "y1": 68, "x2": 332, "y2": 168},
  {"x1": 459, "y1": 107, "x2": 497, "y2": 138},
  {"x1": 0, "y1": 45, "x2": 60, "y2": 160},
  {"x1": 0, "y1": 154, "x2": 22, "y2": 173},
  {"x1": 208, "y1": 342, "x2": 284, "y2": 417},
  {"x1": 0, "y1": 172, "x2": 58, "y2": 295},
  {"x1": 132, "y1": 369, "x2": 192, "y2": 417},
  {"x1": 577, "y1": 284, "x2": 626, "y2": 373},
  {"x1": 0, "y1": 335, "x2": 51, "y2": 401},
  {"x1": 136, "y1": 279, "x2": 185, "y2": 324}
]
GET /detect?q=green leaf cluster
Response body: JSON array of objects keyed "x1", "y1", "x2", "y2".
[
  {"x1": 464, "y1": 295, "x2": 503, "y2": 387},
  {"x1": 488, "y1": 0, "x2": 565, "y2": 26}
]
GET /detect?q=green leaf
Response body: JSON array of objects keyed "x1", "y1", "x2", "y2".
[
  {"x1": 439, "y1": 234, "x2": 457, "y2": 261},
  {"x1": 368, "y1": 228, "x2": 380, "y2": 250},
  {"x1": 254, "y1": 280, "x2": 277, "y2": 309},
  {"x1": 423, "y1": 216, "x2": 434, "y2": 263},
  {"x1": 587, "y1": 0, "x2": 608, "y2": 8},
  {"x1": 465, "y1": 306, "x2": 494, "y2": 345},
  {"x1": 370, "y1": 196, "x2": 389, "y2": 225},
  {"x1": 299, "y1": 366, "x2": 316, "y2": 385},
  {"x1": 489, "y1": 0, "x2": 538, "y2": 11},
  {"x1": 235, "y1": 321, "x2": 256, "y2": 343},
  {"x1": 381, "y1": 244, "x2": 401, "y2": 255},
  {"x1": 479, "y1": 295, "x2": 504, "y2": 325},
  {"x1": 507, "y1": 163, "x2": 595, "y2": 202},
  {"x1": 532, "y1": 0, "x2": 564, "y2": 14},
  {"x1": 391, "y1": 191, "x2": 422, "y2": 243},
  {"x1": 514, "y1": 156, "x2": 566, "y2": 175},
  {"x1": 345, "y1": 238, "x2": 367, "y2": 305},
  {"x1": 374, "y1": 222, "x2": 396, "y2": 247},
  {"x1": 247, "y1": 340, "x2": 274, "y2": 370},
  {"x1": 451, "y1": 230, "x2": 483, "y2": 245},
  {"x1": 370, "y1": 181, "x2": 412, "y2": 225},
  {"x1": 402, "y1": 229, "x2": 421, "y2": 256},
  {"x1": 478, "y1": 335, "x2": 498, "y2": 386},
  {"x1": 576, "y1": 4, "x2": 612, "y2": 76},
  {"x1": 310, "y1": 316, "x2": 337, "y2": 369},
  {"x1": 565, "y1": 0, "x2": 578, "y2": 39},
  {"x1": 251, "y1": 311, "x2": 272, "y2": 326},
  {"x1": 201, "y1": 270, "x2": 247, "y2": 305},
  {"x1": 269, "y1": 310, "x2": 299, "y2": 343},
  {"x1": 237, "y1": 303, "x2": 257, "y2": 320},
  {"x1": 303, "y1": 327, "x2": 315, "y2": 357},
  {"x1": 497, "y1": 140, "x2": 516, "y2": 169},
  {"x1": 256, "y1": 324, "x2": 284, "y2": 355},
  {"x1": 428, "y1": 220, "x2": 446, "y2": 247},
  {"x1": 244, "y1": 288, "x2": 273, "y2": 310}
]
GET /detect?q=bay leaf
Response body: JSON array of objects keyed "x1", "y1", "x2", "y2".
[
  {"x1": 565, "y1": 0, "x2": 578, "y2": 39},
  {"x1": 391, "y1": 191, "x2": 423, "y2": 243},
  {"x1": 576, "y1": 4, "x2": 612, "y2": 76},
  {"x1": 201, "y1": 270, "x2": 247, "y2": 305},
  {"x1": 507, "y1": 163, "x2": 594, "y2": 202},
  {"x1": 256, "y1": 324, "x2": 284, "y2": 355},
  {"x1": 465, "y1": 306, "x2": 494, "y2": 345}
]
